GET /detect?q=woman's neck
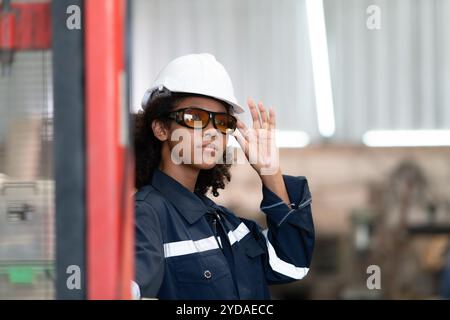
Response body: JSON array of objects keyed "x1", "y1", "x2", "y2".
[{"x1": 158, "y1": 160, "x2": 199, "y2": 193}]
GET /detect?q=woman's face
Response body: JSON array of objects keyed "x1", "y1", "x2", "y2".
[{"x1": 166, "y1": 96, "x2": 229, "y2": 170}]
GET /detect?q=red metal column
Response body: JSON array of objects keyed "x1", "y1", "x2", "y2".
[{"x1": 85, "y1": 0, "x2": 133, "y2": 299}]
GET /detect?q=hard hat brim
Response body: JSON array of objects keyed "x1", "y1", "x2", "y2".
[
  {"x1": 169, "y1": 89, "x2": 245, "y2": 114},
  {"x1": 145, "y1": 86, "x2": 245, "y2": 114}
]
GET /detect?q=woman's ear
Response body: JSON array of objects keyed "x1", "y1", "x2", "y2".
[{"x1": 152, "y1": 119, "x2": 169, "y2": 141}]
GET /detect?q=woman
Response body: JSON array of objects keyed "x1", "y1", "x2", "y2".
[{"x1": 133, "y1": 53, "x2": 314, "y2": 299}]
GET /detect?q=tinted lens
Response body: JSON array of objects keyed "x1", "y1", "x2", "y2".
[
  {"x1": 182, "y1": 108, "x2": 210, "y2": 128},
  {"x1": 214, "y1": 113, "x2": 237, "y2": 134}
]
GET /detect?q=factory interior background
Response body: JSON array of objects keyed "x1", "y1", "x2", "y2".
[{"x1": 0, "y1": 0, "x2": 450, "y2": 299}]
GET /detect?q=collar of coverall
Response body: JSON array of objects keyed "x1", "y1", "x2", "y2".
[{"x1": 151, "y1": 168, "x2": 224, "y2": 224}]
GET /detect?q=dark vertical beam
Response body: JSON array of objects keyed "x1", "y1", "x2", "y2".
[{"x1": 52, "y1": 0, "x2": 86, "y2": 299}]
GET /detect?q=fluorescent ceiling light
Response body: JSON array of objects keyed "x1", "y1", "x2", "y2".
[
  {"x1": 305, "y1": 0, "x2": 336, "y2": 138},
  {"x1": 228, "y1": 131, "x2": 310, "y2": 148},
  {"x1": 276, "y1": 130, "x2": 310, "y2": 148},
  {"x1": 363, "y1": 130, "x2": 450, "y2": 147}
]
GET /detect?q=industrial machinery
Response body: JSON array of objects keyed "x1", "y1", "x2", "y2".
[
  {"x1": 0, "y1": 177, "x2": 54, "y2": 299},
  {"x1": 0, "y1": 0, "x2": 134, "y2": 299}
]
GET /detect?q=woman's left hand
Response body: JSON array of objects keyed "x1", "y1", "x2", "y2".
[
  {"x1": 233, "y1": 97, "x2": 291, "y2": 207},
  {"x1": 233, "y1": 97, "x2": 280, "y2": 176}
]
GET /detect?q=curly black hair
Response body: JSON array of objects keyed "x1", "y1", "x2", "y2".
[{"x1": 134, "y1": 90, "x2": 232, "y2": 197}]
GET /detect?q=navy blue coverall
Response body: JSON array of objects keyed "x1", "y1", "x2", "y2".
[{"x1": 134, "y1": 169, "x2": 314, "y2": 299}]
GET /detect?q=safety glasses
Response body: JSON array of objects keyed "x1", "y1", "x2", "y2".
[{"x1": 167, "y1": 108, "x2": 237, "y2": 134}]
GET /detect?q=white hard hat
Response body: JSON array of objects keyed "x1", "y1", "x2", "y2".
[{"x1": 141, "y1": 53, "x2": 244, "y2": 114}]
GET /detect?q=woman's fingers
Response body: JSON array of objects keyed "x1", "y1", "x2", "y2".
[
  {"x1": 269, "y1": 107, "x2": 276, "y2": 130},
  {"x1": 237, "y1": 119, "x2": 258, "y2": 143},
  {"x1": 258, "y1": 101, "x2": 269, "y2": 130},
  {"x1": 247, "y1": 97, "x2": 261, "y2": 129},
  {"x1": 247, "y1": 97, "x2": 274, "y2": 131},
  {"x1": 232, "y1": 129, "x2": 248, "y2": 154},
  {"x1": 236, "y1": 119, "x2": 249, "y2": 137}
]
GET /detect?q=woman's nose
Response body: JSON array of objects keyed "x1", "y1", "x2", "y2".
[
  {"x1": 203, "y1": 119, "x2": 219, "y2": 138},
  {"x1": 203, "y1": 131, "x2": 219, "y2": 143}
]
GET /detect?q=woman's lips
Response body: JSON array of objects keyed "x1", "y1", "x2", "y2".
[{"x1": 201, "y1": 143, "x2": 219, "y2": 152}]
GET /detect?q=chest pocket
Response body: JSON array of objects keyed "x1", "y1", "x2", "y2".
[
  {"x1": 242, "y1": 235, "x2": 266, "y2": 258},
  {"x1": 167, "y1": 250, "x2": 237, "y2": 299},
  {"x1": 172, "y1": 250, "x2": 229, "y2": 283}
]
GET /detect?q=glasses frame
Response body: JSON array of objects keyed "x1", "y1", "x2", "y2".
[{"x1": 167, "y1": 107, "x2": 237, "y2": 134}]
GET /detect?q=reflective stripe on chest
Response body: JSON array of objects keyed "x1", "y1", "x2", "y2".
[{"x1": 163, "y1": 222, "x2": 250, "y2": 258}]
